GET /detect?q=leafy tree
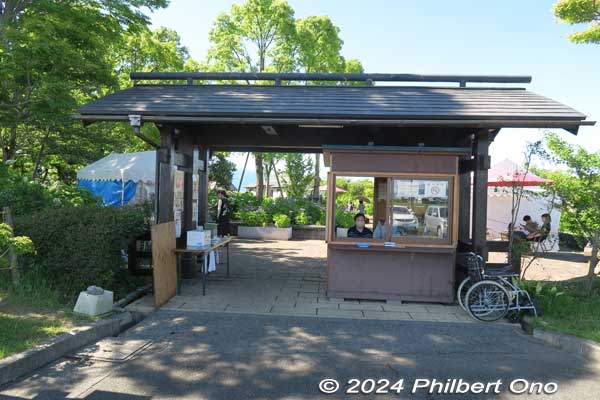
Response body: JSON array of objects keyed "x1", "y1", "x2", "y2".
[
  {"x1": 535, "y1": 133, "x2": 600, "y2": 240},
  {"x1": 207, "y1": 0, "x2": 295, "y2": 202},
  {"x1": 0, "y1": 0, "x2": 169, "y2": 163},
  {"x1": 209, "y1": 152, "x2": 237, "y2": 190},
  {"x1": 554, "y1": 0, "x2": 600, "y2": 43},
  {"x1": 2, "y1": 16, "x2": 192, "y2": 183},
  {"x1": 262, "y1": 153, "x2": 284, "y2": 197},
  {"x1": 114, "y1": 26, "x2": 191, "y2": 87},
  {"x1": 282, "y1": 154, "x2": 313, "y2": 199},
  {"x1": 534, "y1": 132, "x2": 600, "y2": 292},
  {"x1": 206, "y1": 0, "x2": 364, "y2": 201}
]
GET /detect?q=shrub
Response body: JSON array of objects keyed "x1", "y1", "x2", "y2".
[
  {"x1": 14, "y1": 205, "x2": 147, "y2": 303},
  {"x1": 262, "y1": 197, "x2": 293, "y2": 223},
  {"x1": 229, "y1": 192, "x2": 260, "y2": 218},
  {"x1": 273, "y1": 214, "x2": 291, "y2": 228},
  {"x1": 239, "y1": 210, "x2": 267, "y2": 227},
  {"x1": 317, "y1": 212, "x2": 327, "y2": 226},
  {"x1": 295, "y1": 211, "x2": 309, "y2": 226},
  {"x1": 0, "y1": 171, "x2": 98, "y2": 217},
  {"x1": 335, "y1": 208, "x2": 356, "y2": 228},
  {"x1": 0, "y1": 223, "x2": 34, "y2": 256}
]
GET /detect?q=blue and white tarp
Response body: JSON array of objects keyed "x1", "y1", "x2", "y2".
[
  {"x1": 76, "y1": 151, "x2": 156, "y2": 207},
  {"x1": 77, "y1": 179, "x2": 138, "y2": 207}
]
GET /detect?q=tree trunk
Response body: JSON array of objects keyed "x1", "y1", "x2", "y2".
[
  {"x1": 6, "y1": 125, "x2": 17, "y2": 162},
  {"x1": 312, "y1": 153, "x2": 320, "y2": 200},
  {"x1": 586, "y1": 229, "x2": 599, "y2": 295},
  {"x1": 32, "y1": 127, "x2": 51, "y2": 180},
  {"x1": 0, "y1": 127, "x2": 6, "y2": 162},
  {"x1": 3, "y1": 207, "x2": 20, "y2": 287},
  {"x1": 265, "y1": 163, "x2": 271, "y2": 199},
  {"x1": 255, "y1": 153, "x2": 264, "y2": 203},
  {"x1": 237, "y1": 152, "x2": 250, "y2": 192},
  {"x1": 272, "y1": 160, "x2": 282, "y2": 199}
]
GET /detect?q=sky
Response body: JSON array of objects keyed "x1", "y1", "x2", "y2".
[{"x1": 149, "y1": 0, "x2": 599, "y2": 189}]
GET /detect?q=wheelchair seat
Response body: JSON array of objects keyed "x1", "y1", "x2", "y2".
[{"x1": 484, "y1": 262, "x2": 518, "y2": 277}]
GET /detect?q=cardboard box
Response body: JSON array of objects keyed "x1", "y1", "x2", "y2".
[{"x1": 187, "y1": 230, "x2": 207, "y2": 247}]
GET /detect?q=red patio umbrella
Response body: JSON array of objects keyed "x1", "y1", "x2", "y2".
[
  {"x1": 487, "y1": 159, "x2": 553, "y2": 187},
  {"x1": 319, "y1": 185, "x2": 347, "y2": 193}
]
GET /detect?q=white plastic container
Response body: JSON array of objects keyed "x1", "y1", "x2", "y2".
[{"x1": 74, "y1": 288, "x2": 113, "y2": 316}]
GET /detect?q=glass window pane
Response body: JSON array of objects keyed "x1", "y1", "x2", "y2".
[
  {"x1": 333, "y1": 177, "x2": 376, "y2": 241},
  {"x1": 391, "y1": 178, "x2": 450, "y2": 241}
]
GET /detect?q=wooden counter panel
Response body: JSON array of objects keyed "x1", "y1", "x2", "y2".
[{"x1": 326, "y1": 246, "x2": 455, "y2": 303}]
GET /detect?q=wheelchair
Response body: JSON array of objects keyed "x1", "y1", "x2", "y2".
[{"x1": 456, "y1": 252, "x2": 538, "y2": 322}]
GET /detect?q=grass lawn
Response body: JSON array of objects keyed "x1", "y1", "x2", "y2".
[
  {"x1": 0, "y1": 262, "x2": 91, "y2": 360},
  {"x1": 523, "y1": 277, "x2": 600, "y2": 342}
]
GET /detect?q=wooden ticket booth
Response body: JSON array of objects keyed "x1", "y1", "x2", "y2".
[
  {"x1": 324, "y1": 146, "x2": 468, "y2": 303},
  {"x1": 75, "y1": 71, "x2": 592, "y2": 306}
]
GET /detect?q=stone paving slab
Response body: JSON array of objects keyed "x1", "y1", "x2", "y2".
[{"x1": 317, "y1": 308, "x2": 364, "y2": 318}]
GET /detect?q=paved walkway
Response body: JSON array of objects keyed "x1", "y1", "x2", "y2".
[
  {"x1": 2, "y1": 310, "x2": 599, "y2": 399},
  {"x1": 128, "y1": 239, "x2": 471, "y2": 323},
  {"x1": 489, "y1": 251, "x2": 599, "y2": 281}
]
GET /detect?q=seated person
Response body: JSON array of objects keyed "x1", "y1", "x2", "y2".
[
  {"x1": 513, "y1": 215, "x2": 538, "y2": 240},
  {"x1": 521, "y1": 215, "x2": 539, "y2": 234},
  {"x1": 347, "y1": 213, "x2": 373, "y2": 239},
  {"x1": 527, "y1": 213, "x2": 551, "y2": 242},
  {"x1": 373, "y1": 218, "x2": 387, "y2": 239}
]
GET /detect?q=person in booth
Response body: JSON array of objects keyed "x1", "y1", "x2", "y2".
[{"x1": 347, "y1": 213, "x2": 373, "y2": 239}]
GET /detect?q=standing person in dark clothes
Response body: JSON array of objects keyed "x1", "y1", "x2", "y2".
[{"x1": 216, "y1": 189, "x2": 231, "y2": 237}]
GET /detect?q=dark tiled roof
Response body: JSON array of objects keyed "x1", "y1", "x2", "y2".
[{"x1": 77, "y1": 84, "x2": 587, "y2": 122}]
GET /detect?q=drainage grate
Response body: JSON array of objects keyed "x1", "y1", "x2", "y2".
[{"x1": 69, "y1": 338, "x2": 152, "y2": 363}]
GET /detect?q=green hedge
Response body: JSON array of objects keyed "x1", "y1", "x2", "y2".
[{"x1": 14, "y1": 205, "x2": 147, "y2": 303}]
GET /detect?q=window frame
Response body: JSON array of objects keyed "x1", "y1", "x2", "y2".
[{"x1": 328, "y1": 172, "x2": 456, "y2": 247}]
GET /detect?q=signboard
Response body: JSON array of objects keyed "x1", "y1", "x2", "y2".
[
  {"x1": 173, "y1": 169, "x2": 185, "y2": 238},
  {"x1": 425, "y1": 181, "x2": 448, "y2": 198}
]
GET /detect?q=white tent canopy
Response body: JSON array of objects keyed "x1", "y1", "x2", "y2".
[
  {"x1": 487, "y1": 160, "x2": 561, "y2": 251},
  {"x1": 77, "y1": 151, "x2": 156, "y2": 183}
]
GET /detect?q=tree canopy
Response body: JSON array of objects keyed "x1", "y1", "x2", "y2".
[
  {"x1": 535, "y1": 132, "x2": 600, "y2": 241},
  {"x1": 554, "y1": 0, "x2": 600, "y2": 43},
  {"x1": 0, "y1": 1, "x2": 198, "y2": 183},
  {"x1": 206, "y1": 0, "x2": 364, "y2": 201}
]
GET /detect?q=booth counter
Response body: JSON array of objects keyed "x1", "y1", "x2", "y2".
[{"x1": 324, "y1": 146, "x2": 470, "y2": 303}]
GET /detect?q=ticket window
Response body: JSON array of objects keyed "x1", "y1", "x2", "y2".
[{"x1": 331, "y1": 175, "x2": 453, "y2": 245}]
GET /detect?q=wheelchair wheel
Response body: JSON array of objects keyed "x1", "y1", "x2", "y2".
[
  {"x1": 457, "y1": 277, "x2": 471, "y2": 311},
  {"x1": 465, "y1": 281, "x2": 510, "y2": 322},
  {"x1": 505, "y1": 310, "x2": 522, "y2": 324}
]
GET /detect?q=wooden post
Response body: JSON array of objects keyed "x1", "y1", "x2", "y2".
[
  {"x1": 198, "y1": 146, "x2": 210, "y2": 226},
  {"x1": 156, "y1": 127, "x2": 175, "y2": 224},
  {"x1": 178, "y1": 135, "x2": 195, "y2": 234},
  {"x1": 458, "y1": 162, "x2": 472, "y2": 247},
  {"x1": 586, "y1": 229, "x2": 599, "y2": 294},
  {"x1": 471, "y1": 129, "x2": 490, "y2": 261}
]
